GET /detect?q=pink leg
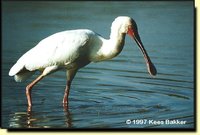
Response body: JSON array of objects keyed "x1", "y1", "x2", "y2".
[
  {"x1": 26, "y1": 74, "x2": 44, "y2": 107},
  {"x1": 62, "y1": 81, "x2": 71, "y2": 106},
  {"x1": 62, "y1": 69, "x2": 78, "y2": 107}
]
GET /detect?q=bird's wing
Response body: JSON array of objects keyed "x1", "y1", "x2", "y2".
[{"x1": 14, "y1": 30, "x2": 93, "y2": 72}]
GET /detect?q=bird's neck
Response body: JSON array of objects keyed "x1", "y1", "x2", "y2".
[
  {"x1": 109, "y1": 30, "x2": 126, "y2": 55},
  {"x1": 110, "y1": 28, "x2": 126, "y2": 40},
  {"x1": 91, "y1": 29, "x2": 126, "y2": 62}
]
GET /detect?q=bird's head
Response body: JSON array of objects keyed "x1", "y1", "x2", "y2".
[{"x1": 112, "y1": 16, "x2": 157, "y2": 76}]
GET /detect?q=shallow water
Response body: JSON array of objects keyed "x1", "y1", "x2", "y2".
[{"x1": 2, "y1": 1, "x2": 194, "y2": 129}]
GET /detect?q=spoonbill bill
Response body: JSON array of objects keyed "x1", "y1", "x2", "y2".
[{"x1": 9, "y1": 16, "x2": 157, "y2": 108}]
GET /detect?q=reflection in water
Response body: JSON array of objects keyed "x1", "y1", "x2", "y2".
[
  {"x1": 26, "y1": 111, "x2": 35, "y2": 128},
  {"x1": 9, "y1": 106, "x2": 72, "y2": 128},
  {"x1": 9, "y1": 112, "x2": 31, "y2": 128},
  {"x1": 63, "y1": 105, "x2": 72, "y2": 128}
]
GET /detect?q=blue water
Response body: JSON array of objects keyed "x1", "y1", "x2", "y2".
[{"x1": 2, "y1": 1, "x2": 194, "y2": 129}]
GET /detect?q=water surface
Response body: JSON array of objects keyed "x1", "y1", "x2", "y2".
[{"x1": 2, "y1": 1, "x2": 194, "y2": 129}]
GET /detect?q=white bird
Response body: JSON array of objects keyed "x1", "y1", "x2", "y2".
[{"x1": 9, "y1": 16, "x2": 157, "y2": 108}]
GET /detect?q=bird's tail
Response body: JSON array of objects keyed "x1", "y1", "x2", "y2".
[
  {"x1": 9, "y1": 61, "x2": 24, "y2": 76},
  {"x1": 9, "y1": 62, "x2": 35, "y2": 82},
  {"x1": 14, "y1": 70, "x2": 35, "y2": 82}
]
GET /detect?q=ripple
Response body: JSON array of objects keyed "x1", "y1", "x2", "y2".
[{"x1": 2, "y1": 1, "x2": 194, "y2": 129}]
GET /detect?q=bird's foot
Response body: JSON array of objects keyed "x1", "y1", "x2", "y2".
[
  {"x1": 63, "y1": 102, "x2": 69, "y2": 111},
  {"x1": 27, "y1": 105, "x2": 32, "y2": 112},
  {"x1": 62, "y1": 101, "x2": 69, "y2": 106}
]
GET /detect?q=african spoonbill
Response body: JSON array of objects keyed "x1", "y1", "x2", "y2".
[{"x1": 9, "y1": 16, "x2": 157, "y2": 108}]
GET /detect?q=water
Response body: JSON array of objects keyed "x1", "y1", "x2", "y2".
[{"x1": 2, "y1": 1, "x2": 194, "y2": 129}]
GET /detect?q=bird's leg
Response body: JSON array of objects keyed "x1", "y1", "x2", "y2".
[
  {"x1": 26, "y1": 74, "x2": 44, "y2": 107},
  {"x1": 26, "y1": 66, "x2": 59, "y2": 108},
  {"x1": 63, "y1": 80, "x2": 71, "y2": 106},
  {"x1": 63, "y1": 69, "x2": 78, "y2": 106}
]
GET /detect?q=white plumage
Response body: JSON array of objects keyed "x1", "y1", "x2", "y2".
[
  {"x1": 9, "y1": 30, "x2": 93, "y2": 77},
  {"x1": 9, "y1": 16, "x2": 157, "y2": 108}
]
